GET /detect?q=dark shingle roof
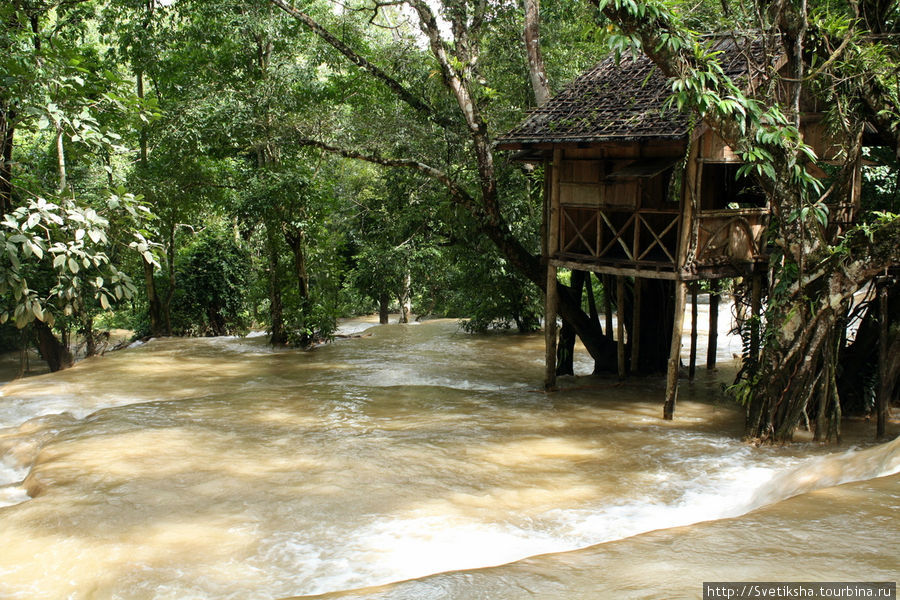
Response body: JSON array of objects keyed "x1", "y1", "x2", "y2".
[{"x1": 499, "y1": 37, "x2": 766, "y2": 146}]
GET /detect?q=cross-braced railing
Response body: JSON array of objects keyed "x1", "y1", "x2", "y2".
[{"x1": 559, "y1": 205, "x2": 680, "y2": 267}]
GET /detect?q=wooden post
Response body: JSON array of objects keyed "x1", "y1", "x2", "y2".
[
  {"x1": 603, "y1": 274, "x2": 614, "y2": 339},
  {"x1": 631, "y1": 277, "x2": 642, "y2": 373},
  {"x1": 545, "y1": 266, "x2": 559, "y2": 390},
  {"x1": 665, "y1": 135, "x2": 698, "y2": 419},
  {"x1": 617, "y1": 275, "x2": 626, "y2": 379},
  {"x1": 877, "y1": 279, "x2": 889, "y2": 438},
  {"x1": 689, "y1": 283, "x2": 698, "y2": 380},
  {"x1": 664, "y1": 280, "x2": 688, "y2": 420},
  {"x1": 544, "y1": 149, "x2": 562, "y2": 390},
  {"x1": 707, "y1": 280, "x2": 720, "y2": 370}
]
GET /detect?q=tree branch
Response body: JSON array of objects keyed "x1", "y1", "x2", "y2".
[
  {"x1": 266, "y1": 0, "x2": 455, "y2": 129},
  {"x1": 291, "y1": 135, "x2": 478, "y2": 210}
]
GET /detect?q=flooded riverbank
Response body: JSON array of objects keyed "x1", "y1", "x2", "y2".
[{"x1": 0, "y1": 318, "x2": 896, "y2": 599}]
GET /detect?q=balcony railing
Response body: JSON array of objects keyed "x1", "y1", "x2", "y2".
[
  {"x1": 558, "y1": 205, "x2": 680, "y2": 268},
  {"x1": 694, "y1": 208, "x2": 768, "y2": 265},
  {"x1": 556, "y1": 205, "x2": 769, "y2": 273}
]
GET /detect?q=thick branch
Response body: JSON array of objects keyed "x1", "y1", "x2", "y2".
[
  {"x1": 267, "y1": 0, "x2": 454, "y2": 129},
  {"x1": 405, "y1": 0, "x2": 482, "y2": 134},
  {"x1": 292, "y1": 136, "x2": 476, "y2": 207}
]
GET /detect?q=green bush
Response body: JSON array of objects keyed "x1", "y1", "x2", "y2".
[{"x1": 171, "y1": 227, "x2": 251, "y2": 336}]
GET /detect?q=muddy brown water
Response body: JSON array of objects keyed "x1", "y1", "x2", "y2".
[{"x1": 0, "y1": 316, "x2": 897, "y2": 599}]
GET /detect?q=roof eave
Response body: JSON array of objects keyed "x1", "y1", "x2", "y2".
[{"x1": 496, "y1": 132, "x2": 691, "y2": 151}]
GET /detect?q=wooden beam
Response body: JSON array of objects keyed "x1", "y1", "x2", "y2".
[
  {"x1": 689, "y1": 283, "x2": 698, "y2": 380},
  {"x1": 664, "y1": 280, "x2": 688, "y2": 420},
  {"x1": 707, "y1": 280, "x2": 720, "y2": 370},
  {"x1": 550, "y1": 259, "x2": 680, "y2": 281},
  {"x1": 617, "y1": 275, "x2": 626, "y2": 379}
]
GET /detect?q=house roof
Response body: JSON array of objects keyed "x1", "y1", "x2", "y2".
[{"x1": 497, "y1": 37, "x2": 767, "y2": 147}]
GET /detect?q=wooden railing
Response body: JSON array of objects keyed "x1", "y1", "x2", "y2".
[
  {"x1": 558, "y1": 205, "x2": 680, "y2": 267},
  {"x1": 694, "y1": 208, "x2": 768, "y2": 265},
  {"x1": 557, "y1": 205, "x2": 769, "y2": 272}
]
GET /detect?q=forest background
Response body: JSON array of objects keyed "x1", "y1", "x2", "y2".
[{"x1": 1, "y1": 0, "x2": 898, "y2": 442}]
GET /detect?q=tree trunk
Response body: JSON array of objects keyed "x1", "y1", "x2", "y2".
[
  {"x1": 143, "y1": 258, "x2": 165, "y2": 337},
  {"x1": 398, "y1": 271, "x2": 412, "y2": 323},
  {"x1": 55, "y1": 125, "x2": 67, "y2": 194},
  {"x1": 0, "y1": 105, "x2": 14, "y2": 215},
  {"x1": 265, "y1": 223, "x2": 287, "y2": 345},
  {"x1": 82, "y1": 314, "x2": 97, "y2": 358},
  {"x1": 744, "y1": 221, "x2": 900, "y2": 443},
  {"x1": 34, "y1": 320, "x2": 74, "y2": 372},
  {"x1": 284, "y1": 226, "x2": 312, "y2": 346},
  {"x1": 523, "y1": 0, "x2": 550, "y2": 107},
  {"x1": 557, "y1": 270, "x2": 586, "y2": 376},
  {"x1": 379, "y1": 292, "x2": 390, "y2": 324},
  {"x1": 161, "y1": 224, "x2": 176, "y2": 335}
]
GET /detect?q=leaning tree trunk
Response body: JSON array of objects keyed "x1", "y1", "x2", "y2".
[
  {"x1": 556, "y1": 270, "x2": 587, "y2": 376},
  {"x1": 34, "y1": 321, "x2": 74, "y2": 372}
]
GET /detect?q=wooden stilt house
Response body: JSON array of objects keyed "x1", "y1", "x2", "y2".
[{"x1": 497, "y1": 38, "x2": 860, "y2": 418}]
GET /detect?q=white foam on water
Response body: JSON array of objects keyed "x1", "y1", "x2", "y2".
[
  {"x1": 0, "y1": 457, "x2": 30, "y2": 508},
  {"x1": 241, "y1": 437, "x2": 900, "y2": 598}
]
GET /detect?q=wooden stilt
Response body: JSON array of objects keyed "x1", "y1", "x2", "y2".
[
  {"x1": 689, "y1": 283, "x2": 698, "y2": 380},
  {"x1": 586, "y1": 273, "x2": 600, "y2": 326},
  {"x1": 603, "y1": 275, "x2": 614, "y2": 340},
  {"x1": 545, "y1": 266, "x2": 558, "y2": 390},
  {"x1": 664, "y1": 280, "x2": 688, "y2": 420},
  {"x1": 707, "y1": 280, "x2": 720, "y2": 370},
  {"x1": 544, "y1": 149, "x2": 561, "y2": 390},
  {"x1": 630, "y1": 277, "x2": 642, "y2": 374},
  {"x1": 617, "y1": 275, "x2": 626, "y2": 379},
  {"x1": 665, "y1": 135, "x2": 698, "y2": 420}
]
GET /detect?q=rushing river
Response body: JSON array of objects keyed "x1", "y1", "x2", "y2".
[{"x1": 0, "y1": 316, "x2": 897, "y2": 599}]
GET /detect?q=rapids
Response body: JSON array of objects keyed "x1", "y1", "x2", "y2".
[{"x1": 0, "y1": 315, "x2": 897, "y2": 599}]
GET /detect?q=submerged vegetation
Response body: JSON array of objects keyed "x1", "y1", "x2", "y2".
[{"x1": 0, "y1": 0, "x2": 897, "y2": 441}]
